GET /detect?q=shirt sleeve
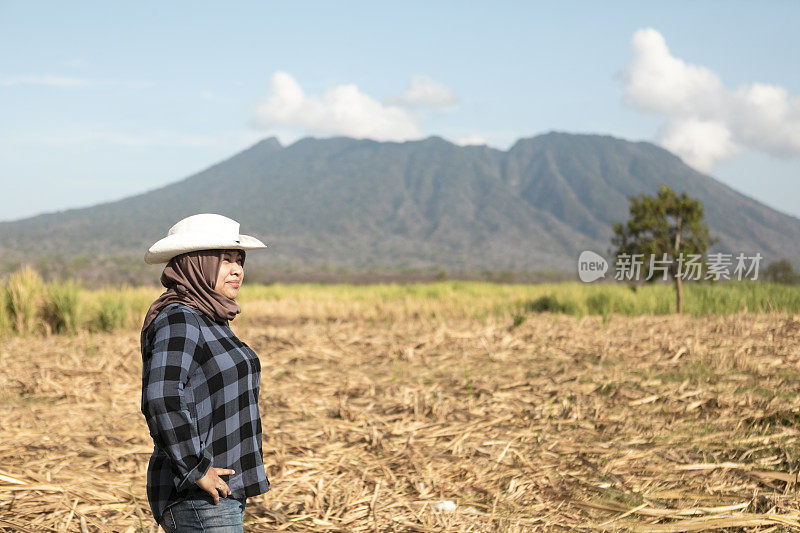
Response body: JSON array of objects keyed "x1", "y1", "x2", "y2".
[{"x1": 141, "y1": 308, "x2": 213, "y2": 492}]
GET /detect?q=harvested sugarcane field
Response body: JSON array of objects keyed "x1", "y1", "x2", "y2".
[
  {"x1": 2, "y1": 279, "x2": 800, "y2": 531},
  {"x1": 6, "y1": 2, "x2": 800, "y2": 531}
]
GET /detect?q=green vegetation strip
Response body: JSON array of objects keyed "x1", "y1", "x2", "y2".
[{"x1": 2, "y1": 266, "x2": 799, "y2": 336}]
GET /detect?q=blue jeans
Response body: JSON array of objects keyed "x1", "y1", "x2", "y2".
[{"x1": 160, "y1": 493, "x2": 246, "y2": 532}]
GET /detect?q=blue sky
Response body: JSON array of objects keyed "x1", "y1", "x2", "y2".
[{"x1": 1, "y1": 1, "x2": 798, "y2": 221}]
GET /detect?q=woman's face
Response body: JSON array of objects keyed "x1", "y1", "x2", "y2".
[{"x1": 214, "y1": 250, "x2": 244, "y2": 299}]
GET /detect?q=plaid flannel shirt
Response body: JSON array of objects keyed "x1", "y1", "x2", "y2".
[{"x1": 140, "y1": 302, "x2": 270, "y2": 525}]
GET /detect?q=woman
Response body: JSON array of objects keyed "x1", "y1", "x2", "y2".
[{"x1": 140, "y1": 213, "x2": 271, "y2": 532}]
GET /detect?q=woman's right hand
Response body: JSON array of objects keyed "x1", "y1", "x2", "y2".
[{"x1": 196, "y1": 467, "x2": 235, "y2": 504}]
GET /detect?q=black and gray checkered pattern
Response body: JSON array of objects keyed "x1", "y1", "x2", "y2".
[{"x1": 140, "y1": 303, "x2": 270, "y2": 525}]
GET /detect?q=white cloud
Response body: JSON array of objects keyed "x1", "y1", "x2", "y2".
[
  {"x1": 623, "y1": 29, "x2": 723, "y2": 118},
  {"x1": 455, "y1": 135, "x2": 488, "y2": 146},
  {"x1": 621, "y1": 28, "x2": 800, "y2": 171},
  {"x1": 657, "y1": 119, "x2": 741, "y2": 172},
  {"x1": 253, "y1": 71, "x2": 422, "y2": 142},
  {"x1": 388, "y1": 74, "x2": 458, "y2": 107}
]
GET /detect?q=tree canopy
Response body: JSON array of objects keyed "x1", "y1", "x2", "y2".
[{"x1": 611, "y1": 184, "x2": 718, "y2": 313}]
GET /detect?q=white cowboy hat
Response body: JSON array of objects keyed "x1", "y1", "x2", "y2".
[{"x1": 144, "y1": 213, "x2": 268, "y2": 264}]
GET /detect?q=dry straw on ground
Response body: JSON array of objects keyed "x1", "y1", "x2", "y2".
[{"x1": 1, "y1": 298, "x2": 800, "y2": 531}]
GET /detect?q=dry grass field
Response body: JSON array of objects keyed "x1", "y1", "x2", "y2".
[{"x1": 2, "y1": 296, "x2": 800, "y2": 531}]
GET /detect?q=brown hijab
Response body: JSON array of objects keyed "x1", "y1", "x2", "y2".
[{"x1": 140, "y1": 249, "x2": 246, "y2": 348}]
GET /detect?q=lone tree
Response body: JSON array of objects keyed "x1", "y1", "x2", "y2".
[{"x1": 611, "y1": 184, "x2": 717, "y2": 314}]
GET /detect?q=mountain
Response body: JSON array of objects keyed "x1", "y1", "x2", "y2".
[{"x1": 2, "y1": 132, "x2": 799, "y2": 283}]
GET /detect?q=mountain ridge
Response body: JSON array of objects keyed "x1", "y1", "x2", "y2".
[{"x1": 2, "y1": 131, "x2": 798, "y2": 282}]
